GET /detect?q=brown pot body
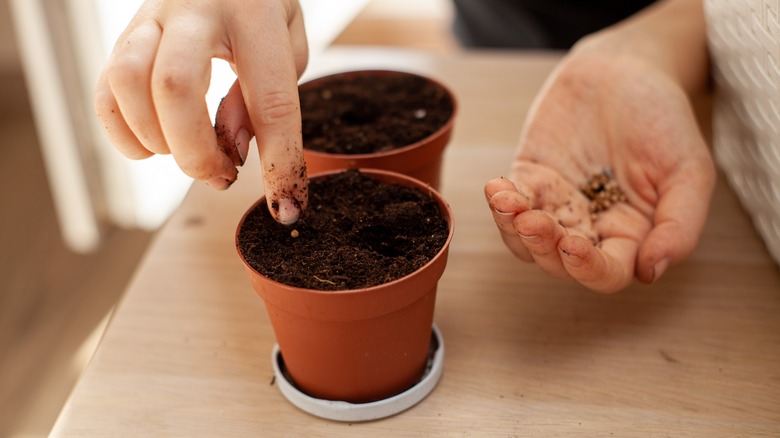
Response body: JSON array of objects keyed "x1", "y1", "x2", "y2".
[
  {"x1": 236, "y1": 169, "x2": 454, "y2": 403},
  {"x1": 300, "y1": 70, "x2": 457, "y2": 190}
]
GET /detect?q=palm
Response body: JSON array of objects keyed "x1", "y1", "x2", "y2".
[{"x1": 487, "y1": 53, "x2": 715, "y2": 292}]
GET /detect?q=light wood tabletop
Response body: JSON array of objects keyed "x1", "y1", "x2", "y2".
[{"x1": 52, "y1": 48, "x2": 780, "y2": 437}]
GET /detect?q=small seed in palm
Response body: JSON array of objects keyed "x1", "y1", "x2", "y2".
[{"x1": 580, "y1": 169, "x2": 627, "y2": 220}]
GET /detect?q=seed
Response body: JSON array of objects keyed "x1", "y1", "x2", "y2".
[
  {"x1": 291, "y1": 229, "x2": 300, "y2": 238},
  {"x1": 580, "y1": 169, "x2": 626, "y2": 218}
]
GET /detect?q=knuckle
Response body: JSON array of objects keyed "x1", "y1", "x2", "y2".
[
  {"x1": 152, "y1": 66, "x2": 198, "y2": 100},
  {"x1": 106, "y1": 58, "x2": 147, "y2": 89},
  {"x1": 254, "y1": 91, "x2": 299, "y2": 126}
]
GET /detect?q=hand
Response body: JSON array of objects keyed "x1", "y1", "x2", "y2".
[
  {"x1": 94, "y1": 0, "x2": 309, "y2": 224},
  {"x1": 485, "y1": 46, "x2": 715, "y2": 293}
]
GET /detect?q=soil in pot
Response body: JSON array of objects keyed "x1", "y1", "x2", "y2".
[
  {"x1": 299, "y1": 73, "x2": 455, "y2": 155},
  {"x1": 237, "y1": 169, "x2": 450, "y2": 291}
]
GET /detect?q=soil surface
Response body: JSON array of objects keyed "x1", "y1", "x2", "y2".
[
  {"x1": 300, "y1": 73, "x2": 454, "y2": 155},
  {"x1": 238, "y1": 169, "x2": 450, "y2": 291}
]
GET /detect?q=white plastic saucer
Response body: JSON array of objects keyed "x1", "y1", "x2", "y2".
[{"x1": 271, "y1": 324, "x2": 444, "y2": 422}]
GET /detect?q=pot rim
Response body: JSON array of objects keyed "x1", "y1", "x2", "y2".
[
  {"x1": 299, "y1": 69, "x2": 458, "y2": 160},
  {"x1": 235, "y1": 168, "x2": 455, "y2": 296}
]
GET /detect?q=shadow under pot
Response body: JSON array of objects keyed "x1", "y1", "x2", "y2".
[
  {"x1": 299, "y1": 70, "x2": 457, "y2": 190},
  {"x1": 235, "y1": 168, "x2": 455, "y2": 406}
]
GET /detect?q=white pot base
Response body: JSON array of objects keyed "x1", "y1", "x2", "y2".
[{"x1": 271, "y1": 324, "x2": 444, "y2": 422}]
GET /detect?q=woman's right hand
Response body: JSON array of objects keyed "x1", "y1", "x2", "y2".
[{"x1": 94, "y1": 0, "x2": 309, "y2": 224}]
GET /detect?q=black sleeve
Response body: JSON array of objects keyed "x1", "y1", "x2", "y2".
[{"x1": 452, "y1": 0, "x2": 656, "y2": 50}]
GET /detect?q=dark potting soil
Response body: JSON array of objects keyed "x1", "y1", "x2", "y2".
[
  {"x1": 237, "y1": 169, "x2": 450, "y2": 291},
  {"x1": 300, "y1": 73, "x2": 454, "y2": 155}
]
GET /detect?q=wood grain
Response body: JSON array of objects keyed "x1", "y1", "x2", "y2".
[{"x1": 52, "y1": 48, "x2": 780, "y2": 437}]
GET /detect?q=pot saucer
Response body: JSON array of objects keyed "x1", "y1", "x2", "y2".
[{"x1": 271, "y1": 324, "x2": 444, "y2": 422}]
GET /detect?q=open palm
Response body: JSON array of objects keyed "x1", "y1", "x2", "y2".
[{"x1": 486, "y1": 51, "x2": 715, "y2": 293}]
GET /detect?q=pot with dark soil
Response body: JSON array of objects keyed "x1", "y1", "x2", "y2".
[
  {"x1": 236, "y1": 169, "x2": 454, "y2": 406},
  {"x1": 299, "y1": 70, "x2": 457, "y2": 190}
]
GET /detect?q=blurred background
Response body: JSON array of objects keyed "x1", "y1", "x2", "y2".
[{"x1": 0, "y1": 0, "x2": 454, "y2": 436}]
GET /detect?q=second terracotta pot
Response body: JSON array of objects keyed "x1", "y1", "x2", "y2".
[{"x1": 299, "y1": 70, "x2": 457, "y2": 190}]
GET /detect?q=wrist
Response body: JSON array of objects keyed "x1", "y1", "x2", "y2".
[{"x1": 568, "y1": 0, "x2": 709, "y2": 97}]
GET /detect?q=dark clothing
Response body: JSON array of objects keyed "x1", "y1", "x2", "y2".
[{"x1": 452, "y1": 0, "x2": 656, "y2": 49}]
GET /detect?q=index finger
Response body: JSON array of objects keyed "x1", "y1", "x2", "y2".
[{"x1": 231, "y1": 2, "x2": 308, "y2": 224}]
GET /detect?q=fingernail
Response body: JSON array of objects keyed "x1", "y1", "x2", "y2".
[
  {"x1": 519, "y1": 233, "x2": 542, "y2": 244},
  {"x1": 560, "y1": 248, "x2": 583, "y2": 267},
  {"x1": 275, "y1": 197, "x2": 301, "y2": 225},
  {"x1": 236, "y1": 128, "x2": 250, "y2": 165},
  {"x1": 494, "y1": 208, "x2": 514, "y2": 216},
  {"x1": 207, "y1": 177, "x2": 232, "y2": 190},
  {"x1": 652, "y1": 258, "x2": 670, "y2": 283}
]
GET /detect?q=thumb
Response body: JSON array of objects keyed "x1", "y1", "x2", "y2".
[{"x1": 636, "y1": 161, "x2": 715, "y2": 283}]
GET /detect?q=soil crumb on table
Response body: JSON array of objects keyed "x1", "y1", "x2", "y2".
[
  {"x1": 300, "y1": 73, "x2": 454, "y2": 155},
  {"x1": 580, "y1": 169, "x2": 627, "y2": 221},
  {"x1": 238, "y1": 169, "x2": 449, "y2": 291}
]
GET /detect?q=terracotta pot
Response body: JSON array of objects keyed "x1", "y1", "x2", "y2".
[
  {"x1": 236, "y1": 169, "x2": 454, "y2": 403},
  {"x1": 299, "y1": 70, "x2": 457, "y2": 190}
]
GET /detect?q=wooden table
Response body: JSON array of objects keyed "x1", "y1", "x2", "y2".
[{"x1": 52, "y1": 48, "x2": 780, "y2": 437}]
